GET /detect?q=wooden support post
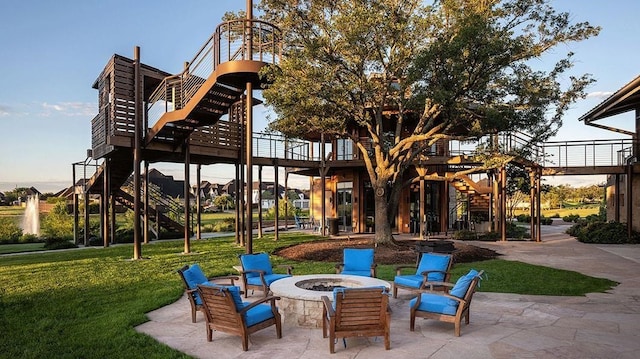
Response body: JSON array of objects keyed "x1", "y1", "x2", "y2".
[
  {"x1": 132, "y1": 45, "x2": 142, "y2": 260},
  {"x1": 274, "y1": 160, "x2": 279, "y2": 240},
  {"x1": 102, "y1": 158, "x2": 110, "y2": 247},
  {"x1": 183, "y1": 138, "x2": 191, "y2": 254},
  {"x1": 257, "y1": 165, "x2": 263, "y2": 238},
  {"x1": 143, "y1": 161, "x2": 149, "y2": 244},
  {"x1": 500, "y1": 166, "x2": 507, "y2": 241},
  {"x1": 196, "y1": 164, "x2": 202, "y2": 241}
]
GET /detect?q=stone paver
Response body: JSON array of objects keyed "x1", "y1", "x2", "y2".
[{"x1": 136, "y1": 226, "x2": 640, "y2": 358}]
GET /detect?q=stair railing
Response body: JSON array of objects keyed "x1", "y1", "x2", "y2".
[{"x1": 147, "y1": 19, "x2": 282, "y2": 129}]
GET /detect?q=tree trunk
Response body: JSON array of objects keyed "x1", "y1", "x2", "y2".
[{"x1": 373, "y1": 186, "x2": 394, "y2": 245}]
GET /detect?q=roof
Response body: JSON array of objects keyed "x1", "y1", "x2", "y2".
[{"x1": 578, "y1": 74, "x2": 640, "y2": 136}]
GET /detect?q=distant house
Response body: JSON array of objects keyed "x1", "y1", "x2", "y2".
[
  {"x1": 0, "y1": 191, "x2": 6, "y2": 205},
  {"x1": 147, "y1": 169, "x2": 189, "y2": 199},
  {"x1": 191, "y1": 181, "x2": 223, "y2": 202}
]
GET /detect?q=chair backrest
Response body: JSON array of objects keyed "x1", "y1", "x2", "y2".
[
  {"x1": 343, "y1": 248, "x2": 374, "y2": 272},
  {"x1": 178, "y1": 264, "x2": 208, "y2": 289},
  {"x1": 239, "y1": 253, "x2": 273, "y2": 278},
  {"x1": 416, "y1": 253, "x2": 452, "y2": 282},
  {"x1": 197, "y1": 285, "x2": 244, "y2": 329},
  {"x1": 332, "y1": 287, "x2": 389, "y2": 331}
]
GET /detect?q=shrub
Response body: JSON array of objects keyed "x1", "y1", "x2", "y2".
[
  {"x1": 43, "y1": 237, "x2": 77, "y2": 250},
  {"x1": 212, "y1": 217, "x2": 235, "y2": 232},
  {"x1": 567, "y1": 220, "x2": 640, "y2": 244},
  {"x1": 563, "y1": 214, "x2": 580, "y2": 223},
  {"x1": 550, "y1": 213, "x2": 560, "y2": 218},
  {"x1": 0, "y1": 217, "x2": 22, "y2": 243},
  {"x1": 541, "y1": 216, "x2": 553, "y2": 225},
  {"x1": 516, "y1": 214, "x2": 531, "y2": 223},
  {"x1": 506, "y1": 222, "x2": 530, "y2": 239}
]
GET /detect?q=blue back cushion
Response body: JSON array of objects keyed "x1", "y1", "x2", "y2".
[
  {"x1": 343, "y1": 248, "x2": 374, "y2": 272},
  {"x1": 183, "y1": 264, "x2": 208, "y2": 289},
  {"x1": 416, "y1": 253, "x2": 451, "y2": 281},
  {"x1": 240, "y1": 253, "x2": 273, "y2": 277},
  {"x1": 449, "y1": 269, "x2": 479, "y2": 298}
]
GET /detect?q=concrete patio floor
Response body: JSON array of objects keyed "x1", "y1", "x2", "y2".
[{"x1": 136, "y1": 225, "x2": 640, "y2": 358}]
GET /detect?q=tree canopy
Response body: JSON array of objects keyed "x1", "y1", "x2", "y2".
[{"x1": 258, "y1": 0, "x2": 600, "y2": 243}]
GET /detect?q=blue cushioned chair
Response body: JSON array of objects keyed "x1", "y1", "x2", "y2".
[
  {"x1": 239, "y1": 252, "x2": 293, "y2": 297},
  {"x1": 177, "y1": 264, "x2": 238, "y2": 323},
  {"x1": 409, "y1": 269, "x2": 484, "y2": 336},
  {"x1": 197, "y1": 284, "x2": 282, "y2": 351},
  {"x1": 392, "y1": 252, "x2": 453, "y2": 298},
  {"x1": 321, "y1": 287, "x2": 391, "y2": 353},
  {"x1": 335, "y1": 248, "x2": 377, "y2": 277}
]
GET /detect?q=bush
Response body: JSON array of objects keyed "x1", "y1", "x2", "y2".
[
  {"x1": 516, "y1": 214, "x2": 531, "y2": 223},
  {"x1": 570, "y1": 221, "x2": 640, "y2": 244},
  {"x1": 0, "y1": 217, "x2": 22, "y2": 243},
  {"x1": 563, "y1": 214, "x2": 580, "y2": 223},
  {"x1": 212, "y1": 217, "x2": 235, "y2": 232},
  {"x1": 550, "y1": 213, "x2": 560, "y2": 218},
  {"x1": 506, "y1": 221, "x2": 530, "y2": 239},
  {"x1": 43, "y1": 237, "x2": 77, "y2": 250},
  {"x1": 541, "y1": 216, "x2": 553, "y2": 225}
]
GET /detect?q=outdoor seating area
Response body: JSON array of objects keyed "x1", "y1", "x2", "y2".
[
  {"x1": 392, "y1": 252, "x2": 453, "y2": 298},
  {"x1": 175, "y1": 251, "x2": 482, "y2": 353}
]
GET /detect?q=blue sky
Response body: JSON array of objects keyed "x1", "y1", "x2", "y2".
[{"x1": 1, "y1": 0, "x2": 638, "y2": 193}]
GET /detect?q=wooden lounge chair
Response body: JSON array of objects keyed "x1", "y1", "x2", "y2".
[
  {"x1": 197, "y1": 284, "x2": 282, "y2": 351},
  {"x1": 410, "y1": 269, "x2": 484, "y2": 336},
  {"x1": 176, "y1": 264, "x2": 238, "y2": 323},
  {"x1": 392, "y1": 252, "x2": 453, "y2": 298},
  {"x1": 321, "y1": 287, "x2": 391, "y2": 353},
  {"x1": 335, "y1": 248, "x2": 377, "y2": 277},
  {"x1": 238, "y1": 252, "x2": 293, "y2": 297}
]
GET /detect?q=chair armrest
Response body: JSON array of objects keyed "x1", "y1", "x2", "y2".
[
  {"x1": 321, "y1": 296, "x2": 335, "y2": 317},
  {"x1": 420, "y1": 281, "x2": 454, "y2": 291},
  {"x1": 240, "y1": 269, "x2": 266, "y2": 276},
  {"x1": 239, "y1": 296, "x2": 281, "y2": 314},
  {"x1": 395, "y1": 265, "x2": 417, "y2": 275},
  {"x1": 206, "y1": 275, "x2": 240, "y2": 286},
  {"x1": 335, "y1": 263, "x2": 344, "y2": 273},
  {"x1": 276, "y1": 264, "x2": 294, "y2": 275}
]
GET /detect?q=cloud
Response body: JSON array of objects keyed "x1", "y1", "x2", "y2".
[
  {"x1": 586, "y1": 91, "x2": 614, "y2": 99},
  {"x1": 0, "y1": 105, "x2": 10, "y2": 116},
  {"x1": 41, "y1": 102, "x2": 96, "y2": 117}
]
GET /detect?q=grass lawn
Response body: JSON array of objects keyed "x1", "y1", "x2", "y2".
[
  {"x1": 0, "y1": 242, "x2": 46, "y2": 254},
  {"x1": 0, "y1": 233, "x2": 617, "y2": 358}
]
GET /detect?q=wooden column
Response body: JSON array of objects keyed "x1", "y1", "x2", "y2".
[
  {"x1": 183, "y1": 139, "x2": 191, "y2": 254},
  {"x1": 102, "y1": 158, "x2": 110, "y2": 247},
  {"x1": 196, "y1": 164, "x2": 202, "y2": 241},
  {"x1": 143, "y1": 161, "x2": 149, "y2": 244},
  {"x1": 500, "y1": 166, "x2": 507, "y2": 241},
  {"x1": 257, "y1": 165, "x2": 263, "y2": 238},
  {"x1": 274, "y1": 160, "x2": 279, "y2": 240},
  {"x1": 132, "y1": 45, "x2": 142, "y2": 259}
]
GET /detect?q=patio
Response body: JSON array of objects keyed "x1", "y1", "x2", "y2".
[{"x1": 136, "y1": 232, "x2": 640, "y2": 358}]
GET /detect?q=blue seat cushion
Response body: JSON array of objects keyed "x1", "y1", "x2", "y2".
[
  {"x1": 342, "y1": 248, "x2": 374, "y2": 275},
  {"x1": 450, "y1": 269, "x2": 479, "y2": 298},
  {"x1": 342, "y1": 269, "x2": 372, "y2": 277},
  {"x1": 393, "y1": 274, "x2": 424, "y2": 289},
  {"x1": 416, "y1": 253, "x2": 451, "y2": 282},
  {"x1": 410, "y1": 292, "x2": 458, "y2": 315},
  {"x1": 201, "y1": 284, "x2": 245, "y2": 309},
  {"x1": 183, "y1": 264, "x2": 208, "y2": 289},
  {"x1": 244, "y1": 303, "x2": 275, "y2": 327},
  {"x1": 245, "y1": 273, "x2": 291, "y2": 287},
  {"x1": 240, "y1": 253, "x2": 274, "y2": 277}
]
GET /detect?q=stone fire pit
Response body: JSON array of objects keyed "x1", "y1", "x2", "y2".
[{"x1": 269, "y1": 274, "x2": 390, "y2": 328}]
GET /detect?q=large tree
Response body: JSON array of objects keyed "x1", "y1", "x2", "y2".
[{"x1": 259, "y1": 0, "x2": 599, "y2": 244}]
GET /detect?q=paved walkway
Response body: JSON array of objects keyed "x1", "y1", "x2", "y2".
[{"x1": 136, "y1": 225, "x2": 640, "y2": 358}]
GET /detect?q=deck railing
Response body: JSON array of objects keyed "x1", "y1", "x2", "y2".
[
  {"x1": 541, "y1": 139, "x2": 635, "y2": 168},
  {"x1": 146, "y1": 19, "x2": 282, "y2": 128}
]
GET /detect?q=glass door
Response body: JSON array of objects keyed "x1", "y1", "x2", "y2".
[{"x1": 337, "y1": 182, "x2": 353, "y2": 231}]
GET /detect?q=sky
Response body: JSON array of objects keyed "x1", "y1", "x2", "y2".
[{"x1": 1, "y1": 0, "x2": 639, "y2": 194}]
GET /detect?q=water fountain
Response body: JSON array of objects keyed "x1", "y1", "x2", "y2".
[{"x1": 21, "y1": 195, "x2": 40, "y2": 236}]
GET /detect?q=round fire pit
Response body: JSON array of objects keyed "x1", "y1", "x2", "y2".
[{"x1": 269, "y1": 274, "x2": 390, "y2": 328}]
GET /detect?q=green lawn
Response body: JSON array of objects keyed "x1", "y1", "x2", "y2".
[
  {"x1": 0, "y1": 233, "x2": 617, "y2": 358},
  {"x1": 0, "y1": 242, "x2": 46, "y2": 254}
]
